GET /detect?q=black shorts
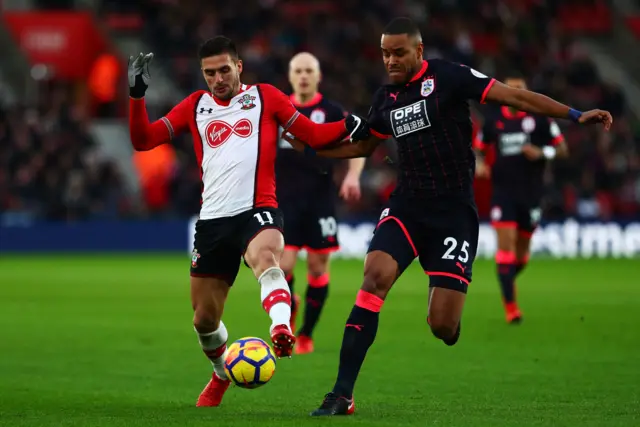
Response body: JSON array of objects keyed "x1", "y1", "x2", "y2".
[
  {"x1": 190, "y1": 207, "x2": 284, "y2": 284},
  {"x1": 279, "y1": 190, "x2": 339, "y2": 254},
  {"x1": 367, "y1": 196, "x2": 479, "y2": 293},
  {"x1": 490, "y1": 191, "x2": 541, "y2": 236}
]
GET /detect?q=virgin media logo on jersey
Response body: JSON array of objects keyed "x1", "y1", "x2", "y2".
[{"x1": 204, "y1": 119, "x2": 253, "y2": 148}]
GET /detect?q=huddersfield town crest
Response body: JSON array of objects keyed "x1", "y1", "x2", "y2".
[
  {"x1": 237, "y1": 94, "x2": 256, "y2": 110},
  {"x1": 421, "y1": 78, "x2": 434, "y2": 97}
]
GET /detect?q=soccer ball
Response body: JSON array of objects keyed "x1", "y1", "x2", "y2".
[{"x1": 224, "y1": 337, "x2": 277, "y2": 389}]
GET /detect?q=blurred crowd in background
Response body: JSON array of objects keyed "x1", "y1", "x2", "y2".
[{"x1": 2, "y1": 0, "x2": 639, "y2": 222}]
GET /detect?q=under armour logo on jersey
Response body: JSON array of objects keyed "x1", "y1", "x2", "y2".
[{"x1": 199, "y1": 107, "x2": 213, "y2": 114}]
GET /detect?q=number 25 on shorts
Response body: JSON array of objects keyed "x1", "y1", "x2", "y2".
[{"x1": 441, "y1": 237, "x2": 469, "y2": 263}]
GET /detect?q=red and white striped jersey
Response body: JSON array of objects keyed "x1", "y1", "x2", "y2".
[{"x1": 129, "y1": 83, "x2": 349, "y2": 219}]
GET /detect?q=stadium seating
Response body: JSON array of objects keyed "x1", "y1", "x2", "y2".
[
  {"x1": 1, "y1": 0, "x2": 638, "y2": 221},
  {"x1": 0, "y1": 82, "x2": 127, "y2": 221}
]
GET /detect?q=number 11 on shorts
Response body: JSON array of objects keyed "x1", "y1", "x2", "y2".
[
  {"x1": 441, "y1": 237, "x2": 469, "y2": 263},
  {"x1": 254, "y1": 211, "x2": 274, "y2": 226}
]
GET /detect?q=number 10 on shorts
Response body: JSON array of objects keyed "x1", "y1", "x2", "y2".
[{"x1": 442, "y1": 237, "x2": 469, "y2": 263}]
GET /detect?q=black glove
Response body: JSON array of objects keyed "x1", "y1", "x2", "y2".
[
  {"x1": 128, "y1": 52, "x2": 153, "y2": 99},
  {"x1": 345, "y1": 114, "x2": 370, "y2": 142}
]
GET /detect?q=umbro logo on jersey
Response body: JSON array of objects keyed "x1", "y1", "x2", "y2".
[{"x1": 199, "y1": 107, "x2": 214, "y2": 114}]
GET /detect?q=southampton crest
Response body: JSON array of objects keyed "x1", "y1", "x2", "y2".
[
  {"x1": 237, "y1": 94, "x2": 256, "y2": 110},
  {"x1": 191, "y1": 248, "x2": 201, "y2": 268}
]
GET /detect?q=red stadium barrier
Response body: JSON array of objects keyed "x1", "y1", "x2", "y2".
[
  {"x1": 557, "y1": 2, "x2": 612, "y2": 34},
  {"x1": 3, "y1": 11, "x2": 109, "y2": 79}
]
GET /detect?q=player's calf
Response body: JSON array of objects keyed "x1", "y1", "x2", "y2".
[
  {"x1": 330, "y1": 251, "x2": 397, "y2": 397},
  {"x1": 245, "y1": 231, "x2": 296, "y2": 356},
  {"x1": 191, "y1": 276, "x2": 230, "y2": 374},
  {"x1": 298, "y1": 272, "x2": 330, "y2": 340},
  {"x1": 427, "y1": 284, "x2": 466, "y2": 346},
  {"x1": 191, "y1": 276, "x2": 233, "y2": 407},
  {"x1": 195, "y1": 321, "x2": 229, "y2": 380}
]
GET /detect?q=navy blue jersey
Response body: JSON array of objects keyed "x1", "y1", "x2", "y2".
[
  {"x1": 367, "y1": 59, "x2": 496, "y2": 201},
  {"x1": 276, "y1": 93, "x2": 346, "y2": 196},
  {"x1": 476, "y1": 105, "x2": 564, "y2": 202}
]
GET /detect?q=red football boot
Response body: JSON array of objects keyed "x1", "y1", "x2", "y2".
[
  {"x1": 196, "y1": 372, "x2": 231, "y2": 407},
  {"x1": 290, "y1": 294, "x2": 301, "y2": 334},
  {"x1": 295, "y1": 334, "x2": 314, "y2": 355},
  {"x1": 505, "y1": 302, "x2": 523, "y2": 324},
  {"x1": 271, "y1": 324, "x2": 296, "y2": 358}
]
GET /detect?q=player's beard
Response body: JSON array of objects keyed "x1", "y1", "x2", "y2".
[
  {"x1": 387, "y1": 65, "x2": 407, "y2": 84},
  {"x1": 403, "y1": 62, "x2": 421, "y2": 83},
  {"x1": 213, "y1": 78, "x2": 240, "y2": 100}
]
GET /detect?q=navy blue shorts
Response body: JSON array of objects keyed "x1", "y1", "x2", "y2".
[
  {"x1": 279, "y1": 190, "x2": 339, "y2": 254},
  {"x1": 490, "y1": 190, "x2": 541, "y2": 237},
  {"x1": 367, "y1": 196, "x2": 479, "y2": 293}
]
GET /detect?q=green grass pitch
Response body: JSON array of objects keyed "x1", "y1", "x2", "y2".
[{"x1": 0, "y1": 255, "x2": 639, "y2": 426}]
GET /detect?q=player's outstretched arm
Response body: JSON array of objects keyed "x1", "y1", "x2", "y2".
[
  {"x1": 128, "y1": 53, "x2": 191, "y2": 151},
  {"x1": 128, "y1": 52, "x2": 165, "y2": 151},
  {"x1": 485, "y1": 82, "x2": 613, "y2": 130},
  {"x1": 282, "y1": 133, "x2": 380, "y2": 159},
  {"x1": 129, "y1": 98, "x2": 174, "y2": 151},
  {"x1": 262, "y1": 84, "x2": 369, "y2": 149}
]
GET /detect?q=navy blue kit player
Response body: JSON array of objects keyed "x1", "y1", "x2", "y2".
[
  {"x1": 277, "y1": 52, "x2": 365, "y2": 354},
  {"x1": 285, "y1": 17, "x2": 613, "y2": 416},
  {"x1": 474, "y1": 72, "x2": 569, "y2": 324}
]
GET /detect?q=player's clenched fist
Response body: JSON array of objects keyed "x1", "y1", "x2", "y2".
[
  {"x1": 345, "y1": 114, "x2": 370, "y2": 142},
  {"x1": 128, "y1": 52, "x2": 154, "y2": 99}
]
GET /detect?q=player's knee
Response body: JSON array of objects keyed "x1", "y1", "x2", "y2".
[
  {"x1": 245, "y1": 246, "x2": 278, "y2": 274},
  {"x1": 428, "y1": 314, "x2": 459, "y2": 342},
  {"x1": 361, "y1": 264, "x2": 396, "y2": 300},
  {"x1": 193, "y1": 306, "x2": 221, "y2": 332},
  {"x1": 497, "y1": 238, "x2": 516, "y2": 252},
  {"x1": 307, "y1": 254, "x2": 329, "y2": 277}
]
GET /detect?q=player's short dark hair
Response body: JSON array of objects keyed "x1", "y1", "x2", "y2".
[
  {"x1": 198, "y1": 36, "x2": 239, "y2": 60},
  {"x1": 383, "y1": 17, "x2": 422, "y2": 39}
]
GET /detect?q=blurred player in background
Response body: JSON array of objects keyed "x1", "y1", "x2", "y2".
[
  {"x1": 474, "y1": 72, "x2": 568, "y2": 324},
  {"x1": 285, "y1": 17, "x2": 612, "y2": 416},
  {"x1": 127, "y1": 36, "x2": 369, "y2": 407},
  {"x1": 277, "y1": 53, "x2": 366, "y2": 354}
]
